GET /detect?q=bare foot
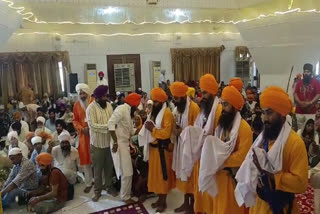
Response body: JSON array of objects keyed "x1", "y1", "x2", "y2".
[
  {"x1": 83, "y1": 186, "x2": 92, "y2": 194},
  {"x1": 92, "y1": 194, "x2": 101, "y2": 202}
]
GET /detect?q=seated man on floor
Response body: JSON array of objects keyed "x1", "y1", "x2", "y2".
[
  {"x1": 1, "y1": 148, "x2": 38, "y2": 209},
  {"x1": 28, "y1": 153, "x2": 70, "y2": 214},
  {"x1": 51, "y1": 131, "x2": 80, "y2": 185},
  {"x1": 6, "y1": 121, "x2": 28, "y2": 147},
  {"x1": 52, "y1": 119, "x2": 68, "y2": 146},
  {"x1": 7, "y1": 131, "x2": 29, "y2": 159},
  {"x1": 35, "y1": 116, "x2": 52, "y2": 135}
]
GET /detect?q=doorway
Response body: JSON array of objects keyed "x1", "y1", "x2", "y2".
[{"x1": 107, "y1": 54, "x2": 141, "y2": 98}]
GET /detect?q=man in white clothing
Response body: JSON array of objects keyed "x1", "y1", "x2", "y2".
[
  {"x1": 35, "y1": 116, "x2": 52, "y2": 135},
  {"x1": 51, "y1": 131, "x2": 80, "y2": 185},
  {"x1": 97, "y1": 71, "x2": 108, "y2": 86},
  {"x1": 7, "y1": 131, "x2": 29, "y2": 159},
  {"x1": 158, "y1": 69, "x2": 166, "y2": 90},
  {"x1": 108, "y1": 92, "x2": 141, "y2": 204}
]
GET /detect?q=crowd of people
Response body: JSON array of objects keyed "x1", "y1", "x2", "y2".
[{"x1": 1, "y1": 63, "x2": 320, "y2": 214}]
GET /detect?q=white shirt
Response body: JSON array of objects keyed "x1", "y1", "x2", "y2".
[
  {"x1": 158, "y1": 74, "x2": 165, "y2": 84},
  {"x1": 9, "y1": 120, "x2": 29, "y2": 134},
  {"x1": 8, "y1": 141, "x2": 29, "y2": 159},
  {"x1": 86, "y1": 101, "x2": 113, "y2": 148},
  {"x1": 52, "y1": 146, "x2": 80, "y2": 184},
  {"x1": 97, "y1": 78, "x2": 108, "y2": 86},
  {"x1": 107, "y1": 103, "x2": 135, "y2": 143}
]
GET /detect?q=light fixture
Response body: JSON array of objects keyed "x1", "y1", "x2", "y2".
[
  {"x1": 316, "y1": 61, "x2": 319, "y2": 75},
  {"x1": 97, "y1": 7, "x2": 120, "y2": 15},
  {"x1": 167, "y1": 9, "x2": 189, "y2": 19}
]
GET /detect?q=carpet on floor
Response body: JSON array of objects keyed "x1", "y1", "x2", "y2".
[
  {"x1": 296, "y1": 182, "x2": 314, "y2": 214},
  {"x1": 90, "y1": 202, "x2": 148, "y2": 214}
]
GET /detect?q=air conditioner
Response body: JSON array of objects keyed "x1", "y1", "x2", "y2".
[
  {"x1": 85, "y1": 64, "x2": 97, "y2": 92},
  {"x1": 146, "y1": 0, "x2": 158, "y2": 5}
]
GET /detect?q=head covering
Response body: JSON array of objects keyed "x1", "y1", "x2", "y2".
[
  {"x1": 36, "y1": 153, "x2": 53, "y2": 166},
  {"x1": 147, "y1": 100, "x2": 153, "y2": 105},
  {"x1": 7, "y1": 131, "x2": 18, "y2": 141},
  {"x1": 187, "y1": 87, "x2": 195, "y2": 99},
  {"x1": 303, "y1": 63, "x2": 313, "y2": 72},
  {"x1": 125, "y1": 93, "x2": 141, "y2": 107},
  {"x1": 48, "y1": 108, "x2": 56, "y2": 114},
  {"x1": 58, "y1": 131, "x2": 71, "y2": 142},
  {"x1": 76, "y1": 83, "x2": 91, "y2": 95},
  {"x1": 8, "y1": 148, "x2": 22, "y2": 156},
  {"x1": 170, "y1": 82, "x2": 188, "y2": 97},
  {"x1": 150, "y1": 88, "x2": 168, "y2": 103},
  {"x1": 200, "y1": 74, "x2": 219, "y2": 95},
  {"x1": 36, "y1": 107, "x2": 44, "y2": 113},
  {"x1": 260, "y1": 86, "x2": 293, "y2": 116},
  {"x1": 94, "y1": 85, "x2": 109, "y2": 99},
  {"x1": 43, "y1": 93, "x2": 48, "y2": 97},
  {"x1": 221, "y1": 86, "x2": 244, "y2": 110},
  {"x1": 36, "y1": 116, "x2": 46, "y2": 124},
  {"x1": 296, "y1": 74, "x2": 302, "y2": 79},
  {"x1": 116, "y1": 91, "x2": 121, "y2": 96},
  {"x1": 13, "y1": 111, "x2": 22, "y2": 120},
  {"x1": 26, "y1": 132, "x2": 35, "y2": 141},
  {"x1": 229, "y1": 78, "x2": 244, "y2": 92},
  {"x1": 31, "y1": 136, "x2": 42, "y2": 145},
  {"x1": 98, "y1": 71, "x2": 104, "y2": 77},
  {"x1": 18, "y1": 102, "x2": 25, "y2": 109},
  {"x1": 12, "y1": 121, "x2": 22, "y2": 131},
  {"x1": 37, "y1": 131, "x2": 53, "y2": 140}
]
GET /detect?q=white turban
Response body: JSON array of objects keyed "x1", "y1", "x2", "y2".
[
  {"x1": 7, "y1": 131, "x2": 18, "y2": 141},
  {"x1": 116, "y1": 91, "x2": 121, "y2": 96},
  {"x1": 31, "y1": 136, "x2": 42, "y2": 145},
  {"x1": 18, "y1": 102, "x2": 25, "y2": 109},
  {"x1": 58, "y1": 131, "x2": 71, "y2": 143},
  {"x1": 147, "y1": 100, "x2": 153, "y2": 105},
  {"x1": 76, "y1": 83, "x2": 91, "y2": 95},
  {"x1": 8, "y1": 148, "x2": 22, "y2": 156},
  {"x1": 36, "y1": 116, "x2": 46, "y2": 124}
]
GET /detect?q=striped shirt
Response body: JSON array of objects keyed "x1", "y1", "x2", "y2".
[{"x1": 86, "y1": 101, "x2": 113, "y2": 148}]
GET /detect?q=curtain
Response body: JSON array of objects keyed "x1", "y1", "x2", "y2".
[
  {"x1": 171, "y1": 46, "x2": 225, "y2": 82},
  {"x1": 235, "y1": 46, "x2": 251, "y2": 61},
  {"x1": 0, "y1": 51, "x2": 71, "y2": 105}
]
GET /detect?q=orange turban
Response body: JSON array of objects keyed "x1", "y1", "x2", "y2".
[
  {"x1": 200, "y1": 74, "x2": 218, "y2": 95},
  {"x1": 229, "y1": 78, "x2": 243, "y2": 92},
  {"x1": 170, "y1": 82, "x2": 188, "y2": 97},
  {"x1": 26, "y1": 132, "x2": 35, "y2": 141},
  {"x1": 221, "y1": 86, "x2": 244, "y2": 110},
  {"x1": 187, "y1": 87, "x2": 195, "y2": 99},
  {"x1": 260, "y1": 86, "x2": 293, "y2": 116},
  {"x1": 13, "y1": 111, "x2": 21, "y2": 120},
  {"x1": 150, "y1": 87, "x2": 168, "y2": 103},
  {"x1": 36, "y1": 153, "x2": 53, "y2": 166},
  {"x1": 37, "y1": 132, "x2": 53, "y2": 141},
  {"x1": 125, "y1": 93, "x2": 141, "y2": 107}
]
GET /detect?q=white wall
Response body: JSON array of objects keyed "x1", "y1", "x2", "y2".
[{"x1": 0, "y1": 33, "x2": 243, "y2": 93}]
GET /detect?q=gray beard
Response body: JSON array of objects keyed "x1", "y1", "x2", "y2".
[{"x1": 79, "y1": 98, "x2": 89, "y2": 110}]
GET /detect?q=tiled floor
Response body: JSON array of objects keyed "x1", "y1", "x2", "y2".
[{"x1": 4, "y1": 184, "x2": 184, "y2": 214}]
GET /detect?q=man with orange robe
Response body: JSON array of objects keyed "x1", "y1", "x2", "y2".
[
  {"x1": 170, "y1": 82, "x2": 200, "y2": 213},
  {"x1": 199, "y1": 86, "x2": 253, "y2": 214},
  {"x1": 72, "y1": 83, "x2": 94, "y2": 193},
  {"x1": 139, "y1": 87, "x2": 175, "y2": 213},
  {"x1": 235, "y1": 86, "x2": 308, "y2": 214},
  {"x1": 178, "y1": 74, "x2": 222, "y2": 214}
]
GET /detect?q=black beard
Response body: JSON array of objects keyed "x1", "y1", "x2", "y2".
[
  {"x1": 303, "y1": 75, "x2": 312, "y2": 84},
  {"x1": 151, "y1": 103, "x2": 163, "y2": 121},
  {"x1": 41, "y1": 167, "x2": 50, "y2": 175},
  {"x1": 130, "y1": 106, "x2": 137, "y2": 118},
  {"x1": 218, "y1": 110, "x2": 236, "y2": 130},
  {"x1": 263, "y1": 117, "x2": 284, "y2": 141},
  {"x1": 200, "y1": 96, "x2": 214, "y2": 119},
  {"x1": 61, "y1": 145, "x2": 71, "y2": 157},
  {"x1": 97, "y1": 100, "x2": 107, "y2": 109},
  {"x1": 176, "y1": 98, "x2": 187, "y2": 114}
]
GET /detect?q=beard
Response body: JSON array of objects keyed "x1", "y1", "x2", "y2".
[
  {"x1": 41, "y1": 167, "x2": 50, "y2": 175},
  {"x1": 151, "y1": 103, "x2": 163, "y2": 120},
  {"x1": 79, "y1": 98, "x2": 89, "y2": 110},
  {"x1": 175, "y1": 98, "x2": 187, "y2": 114},
  {"x1": 218, "y1": 109, "x2": 236, "y2": 130},
  {"x1": 97, "y1": 99, "x2": 107, "y2": 109},
  {"x1": 61, "y1": 145, "x2": 71, "y2": 157},
  {"x1": 200, "y1": 95, "x2": 214, "y2": 118},
  {"x1": 263, "y1": 117, "x2": 284, "y2": 141},
  {"x1": 303, "y1": 74, "x2": 312, "y2": 84},
  {"x1": 130, "y1": 106, "x2": 137, "y2": 118}
]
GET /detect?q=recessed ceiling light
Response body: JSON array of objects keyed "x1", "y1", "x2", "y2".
[{"x1": 97, "y1": 7, "x2": 121, "y2": 15}]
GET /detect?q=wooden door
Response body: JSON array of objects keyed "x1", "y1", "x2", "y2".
[{"x1": 107, "y1": 54, "x2": 141, "y2": 98}]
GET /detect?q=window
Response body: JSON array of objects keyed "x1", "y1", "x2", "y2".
[
  {"x1": 58, "y1": 61, "x2": 65, "y2": 92},
  {"x1": 316, "y1": 61, "x2": 319, "y2": 76}
]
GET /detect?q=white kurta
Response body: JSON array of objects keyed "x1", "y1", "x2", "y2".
[
  {"x1": 97, "y1": 78, "x2": 108, "y2": 86},
  {"x1": 52, "y1": 146, "x2": 80, "y2": 184}
]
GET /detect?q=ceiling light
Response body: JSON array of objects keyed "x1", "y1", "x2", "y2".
[
  {"x1": 97, "y1": 7, "x2": 120, "y2": 15},
  {"x1": 167, "y1": 9, "x2": 189, "y2": 18}
]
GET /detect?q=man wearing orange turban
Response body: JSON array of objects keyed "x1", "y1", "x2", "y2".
[
  {"x1": 229, "y1": 77, "x2": 244, "y2": 92},
  {"x1": 170, "y1": 82, "x2": 200, "y2": 213},
  {"x1": 240, "y1": 86, "x2": 308, "y2": 214},
  {"x1": 142, "y1": 87, "x2": 175, "y2": 212},
  {"x1": 199, "y1": 86, "x2": 252, "y2": 214},
  {"x1": 107, "y1": 92, "x2": 141, "y2": 204},
  {"x1": 29, "y1": 152, "x2": 69, "y2": 213}
]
